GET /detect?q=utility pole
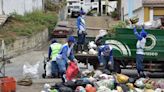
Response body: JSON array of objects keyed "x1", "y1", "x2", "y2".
[
  {"x1": 1, "y1": 0, "x2": 4, "y2": 15},
  {"x1": 99, "y1": 0, "x2": 101, "y2": 16}
]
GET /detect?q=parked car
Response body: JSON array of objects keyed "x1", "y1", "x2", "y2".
[
  {"x1": 71, "y1": 10, "x2": 80, "y2": 18},
  {"x1": 52, "y1": 21, "x2": 73, "y2": 38}
]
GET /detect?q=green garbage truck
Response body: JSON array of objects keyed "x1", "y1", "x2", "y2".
[
  {"x1": 102, "y1": 28, "x2": 164, "y2": 72},
  {"x1": 74, "y1": 28, "x2": 164, "y2": 72}
]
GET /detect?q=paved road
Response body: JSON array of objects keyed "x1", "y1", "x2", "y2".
[{"x1": 68, "y1": 16, "x2": 119, "y2": 37}]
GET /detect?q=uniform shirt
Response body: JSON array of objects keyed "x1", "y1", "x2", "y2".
[
  {"x1": 56, "y1": 43, "x2": 75, "y2": 62},
  {"x1": 136, "y1": 38, "x2": 146, "y2": 55},
  {"x1": 98, "y1": 45, "x2": 113, "y2": 61},
  {"x1": 76, "y1": 16, "x2": 86, "y2": 34},
  {"x1": 134, "y1": 27, "x2": 147, "y2": 55},
  {"x1": 48, "y1": 43, "x2": 62, "y2": 61}
]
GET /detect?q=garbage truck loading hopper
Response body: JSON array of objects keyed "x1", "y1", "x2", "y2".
[{"x1": 102, "y1": 28, "x2": 164, "y2": 72}]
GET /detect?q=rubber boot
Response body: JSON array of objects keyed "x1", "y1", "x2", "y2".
[
  {"x1": 81, "y1": 45, "x2": 85, "y2": 52},
  {"x1": 76, "y1": 45, "x2": 79, "y2": 53},
  {"x1": 78, "y1": 45, "x2": 82, "y2": 54}
]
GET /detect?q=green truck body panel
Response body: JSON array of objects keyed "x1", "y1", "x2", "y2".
[{"x1": 102, "y1": 28, "x2": 164, "y2": 61}]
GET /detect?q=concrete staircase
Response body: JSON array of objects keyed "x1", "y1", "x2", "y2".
[{"x1": 0, "y1": 15, "x2": 8, "y2": 26}]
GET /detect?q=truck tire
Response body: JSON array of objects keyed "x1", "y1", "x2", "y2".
[{"x1": 114, "y1": 61, "x2": 121, "y2": 73}]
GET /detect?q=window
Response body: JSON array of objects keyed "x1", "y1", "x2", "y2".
[
  {"x1": 68, "y1": 9, "x2": 70, "y2": 13},
  {"x1": 91, "y1": 0, "x2": 94, "y2": 2},
  {"x1": 74, "y1": 6, "x2": 80, "y2": 9},
  {"x1": 69, "y1": 2, "x2": 72, "y2": 5},
  {"x1": 68, "y1": 6, "x2": 73, "y2": 8}
]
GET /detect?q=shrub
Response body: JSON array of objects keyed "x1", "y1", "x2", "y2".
[
  {"x1": 111, "y1": 11, "x2": 118, "y2": 18},
  {"x1": 0, "y1": 11, "x2": 58, "y2": 44}
]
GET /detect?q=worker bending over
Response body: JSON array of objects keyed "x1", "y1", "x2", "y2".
[
  {"x1": 98, "y1": 44, "x2": 114, "y2": 71},
  {"x1": 56, "y1": 36, "x2": 78, "y2": 82}
]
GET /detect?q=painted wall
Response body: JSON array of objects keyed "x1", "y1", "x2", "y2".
[
  {"x1": 0, "y1": 0, "x2": 43, "y2": 15},
  {"x1": 100, "y1": 1, "x2": 117, "y2": 14},
  {"x1": 144, "y1": 7, "x2": 164, "y2": 22},
  {"x1": 121, "y1": 0, "x2": 142, "y2": 16},
  {"x1": 121, "y1": 0, "x2": 144, "y2": 24},
  {"x1": 154, "y1": 8, "x2": 164, "y2": 16}
]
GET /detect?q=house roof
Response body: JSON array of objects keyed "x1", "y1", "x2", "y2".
[{"x1": 143, "y1": 0, "x2": 164, "y2": 7}]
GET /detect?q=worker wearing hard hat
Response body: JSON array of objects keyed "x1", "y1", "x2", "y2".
[
  {"x1": 48, "y1": 39, "x2": 62, "y2": 78},
  {"x1": 133, "y1": 25, "x2": 147, "y2": 78},
  {"x1": 98, "y1": 44, "x2": 114, "y2": 71},
  {"x1": 56, "y1": 36, "x2": 78, "y2": 82},
  {"x1": 76, "y1": 10, "x2": 87, "y2": 53}
]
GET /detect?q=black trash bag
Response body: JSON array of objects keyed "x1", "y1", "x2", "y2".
[
  {"x1": 102, "y1": 69, "x2": 111, "y2": 75},
  {"x1": 58, "y1": 86, "x2": 73, "y2": 92},
  {"x1": 75, "y1": 79, "x2": 94, "y2": 88},
  {"x1": 52, "y1": 82, "x2": 65, "y2": 89},
  {"x1": 119, "y1": 84, "x2": 129, "y2": 92},
  {"x1": 75, "y1": 80, "x2": 86, "y2": 87},
  {"x1": 64, "y1": 81, "x2": 76, "y2": 90}
]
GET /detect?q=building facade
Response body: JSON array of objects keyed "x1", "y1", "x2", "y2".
[
  {"x1": 67, "y1": 0, "x2": 117, "y2": 16},
  {"x1": 121, "y1": 0, "x2": 164, "y2": 24},
  {"x1": 0, "y1": 0, "x2": 44, "y2": 15}
]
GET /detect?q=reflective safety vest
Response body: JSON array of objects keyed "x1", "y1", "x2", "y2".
[{"x1": 50, "y1": 43, "x2": 62, "y2": 61}]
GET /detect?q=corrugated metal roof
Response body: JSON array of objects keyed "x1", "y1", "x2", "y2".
[{"x1": 143, "y1": 0, "x2": 164, "y2": 7}]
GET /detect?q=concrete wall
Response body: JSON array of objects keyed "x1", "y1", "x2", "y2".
[
  {"x1": 5, "y1": 29, "x2": 48, "y2": 57},
  {"x1": 0, "y1": 0, "x2": 43, "y2": 15}
]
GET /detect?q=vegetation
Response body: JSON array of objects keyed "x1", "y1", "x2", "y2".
[
  {"x1": 108, "y1": 21, "x2": 126, "y2": 33},
  {"x1": 45, "y1": 0, "x2": 66, "y2": 12},
  {"x1": 87, "y1": 9, "x2": 98, "y2": 16},
  {"x1": 111, "y1": 10, "x2": 118, "y2": 19},
  {"x1": 0, "y1": 11, "x2": 58, "y2": 45}
]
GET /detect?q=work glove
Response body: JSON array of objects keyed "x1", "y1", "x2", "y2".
[
  {"x1": 82, "y1": 31, "x2": 87, "y2": 35},
  {"x1": 108, "y1": 61, "x2": 112, "y2": 65},
  {"x1": 67, "y1": 60, "x2": 71, "y2": 65},
  {"x1": 100, "y1": 63, "x2": 104, "y2": 66},
  {"x1": 47, "y1": 58, "x2": 50, "y2": 62},
  {"x1": 73, "y1": 59, "x2": 78, "y2": 64}
]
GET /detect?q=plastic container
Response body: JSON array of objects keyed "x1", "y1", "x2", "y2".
[{"x1": 0, "y1": 76, "x2": 16, "y2": 92}]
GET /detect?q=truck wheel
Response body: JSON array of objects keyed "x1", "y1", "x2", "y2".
[{"x1": 114, "y1": 61, "x2": 121, "y2": 73}]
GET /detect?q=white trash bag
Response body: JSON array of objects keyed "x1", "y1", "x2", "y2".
[
  {"x1": 23, "y1": 61, "x2": 40, "y2": 79},
  {"x1": 89, "y1": 49, "x2": 98, "y2": 55},
  {"x1": 88, "y1": 41, "x2": 97, "y2": 49},
  {"x1": 45, "y1": 61, "x2": 51, "y2": 77}
]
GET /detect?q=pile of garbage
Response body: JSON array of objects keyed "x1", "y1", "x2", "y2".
[
  {"x1": 125, "y1": 16, "x2": 164, "y2": 29},
  {"x1": 41, "y1": 69, "x2": 164, "y2": 92}
]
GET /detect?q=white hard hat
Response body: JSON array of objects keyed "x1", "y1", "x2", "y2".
[{"x1": 99, "y1": 29, "x2": 107, "y2": 37}]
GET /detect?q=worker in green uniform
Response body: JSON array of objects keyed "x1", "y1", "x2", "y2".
[{"x1": 48, "y1": 39, "x2": 62, "y2": 78}]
